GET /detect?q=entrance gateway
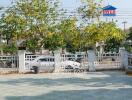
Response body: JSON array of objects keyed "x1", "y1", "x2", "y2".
[{"x1": 95, "y1": 52, "x2": 121, "y2": 70}]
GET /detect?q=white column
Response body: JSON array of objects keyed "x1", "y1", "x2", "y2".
[
  {"x1": 54, "y1": 49, "x2": 61, "y2": 72},
  {"x1": 119, "y1": 47, "x2": 128, "y2": 69},
  {"x1": 88, "y1": 50, "x2": 96, "y2": 71},
  {"x1": 18, "y1": 50, "x2": 26, "y2": 73}
]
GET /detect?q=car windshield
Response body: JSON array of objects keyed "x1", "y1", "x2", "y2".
[
  {"x1": 38, "y1": 57, "x2": 54, "y2": 62},
  {"x1": 39, "y1": 58, "x2": 48, "y2": 62}
]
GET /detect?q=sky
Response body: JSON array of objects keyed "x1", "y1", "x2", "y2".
[{"x1": 0, "y1": 0, "x2": 132, "y2": 29}]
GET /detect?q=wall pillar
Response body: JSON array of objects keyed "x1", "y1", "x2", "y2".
[
  {"x1": 87, "y1": 50, "x2": 96, "y2": 72},
  {"x1": 119, "y1": 47, "x2": 128, "y2": 69},
  {"x1": 18, "y1": 50, "x2": 26, "y2": 73},
  {"x1": 54, "y1": 49, "x2": 61, "y2": 72}
]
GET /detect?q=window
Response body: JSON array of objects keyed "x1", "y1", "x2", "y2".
[
  {"x1": 38, "y1": 57, "x2": 54, "y2": 62},
  {"x1": 38, "y1": 58, "x2": 48, "y2": 62},
  {"x1": 50, "y1": 58, "x2": 54, "y2": 62}
]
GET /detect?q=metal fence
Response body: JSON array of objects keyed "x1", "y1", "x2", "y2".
[
  {"x1": 25, "y1": 54, "x2": 42, "y2": 71},
  {"x1": 0, "y1": 52, "x2": 125, "y2": 74},
  {"x1": 25, "y1": 54, "x2": 40, "y2": 61},
  {"x1": 60, "y1": 53, "x2": 89, "y2": 72},
  {"x1": 25, "y1": 52, "x2": 122, "y2": 73},
  {"x1": 0, "y1": 55, "x2": 18, "y2": 73},
  {"x1": 95, "y1": 52, "x2": 121, "y2": 70}
]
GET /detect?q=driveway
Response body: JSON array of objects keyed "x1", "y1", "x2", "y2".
[{"x1": 0, "y1": 71, "x2": 132, "y2": 100}]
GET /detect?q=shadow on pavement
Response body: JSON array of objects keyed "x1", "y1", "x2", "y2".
[{"x1": 5, "y1": 88, "x2": 132, "y2": 100}]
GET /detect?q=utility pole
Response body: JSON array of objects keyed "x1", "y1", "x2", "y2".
[
  {"x1": 122, "y1": 21, "x2": 127, "y2": 32},
  {"x1": 122, "y1": 21, "x2": 127, "y2": 47}
]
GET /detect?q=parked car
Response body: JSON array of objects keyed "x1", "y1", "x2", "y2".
[{"x1": 25, "y1": 56, "x2": 80, "y2": 73}]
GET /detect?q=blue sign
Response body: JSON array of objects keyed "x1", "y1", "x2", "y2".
[{"x1": 103, "y1": 5, "x2": 117, "y2": 16}]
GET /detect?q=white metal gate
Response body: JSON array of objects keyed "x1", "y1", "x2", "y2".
[
  {"x1": 60, "y1": 53, "x2": 89, "y2": 72},
  {"x1": 0, "y1": 55, "x2": 18, "y2": 73},
  {"x1": 95, "y1": 52, "x2": 121, "y2": 70}
]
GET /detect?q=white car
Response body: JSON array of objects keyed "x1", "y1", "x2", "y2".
[{"x1": 25, "y1": 56, "x2": 80, "y2": 73}]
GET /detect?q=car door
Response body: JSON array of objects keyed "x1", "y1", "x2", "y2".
[
  {"x1": 49, "y1": 58, "x2": 55, "y2": 69},
  {"x1": 44, "y1": 57, "x2": 55, "y2": 71},
  {"x1": 38, "y1": 58, "x2": 48, "y2": 71}
]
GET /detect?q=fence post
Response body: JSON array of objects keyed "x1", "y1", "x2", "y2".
[
  {"x1": 119, "y1": 47, "x2": 128, "y2": 69},
  {"x1": 18, "y1": 50, "x2": 26, "y2": 73},
  {"x1": 87, "y1": 50, "x2": 96, "y2": 71},
  {"x1": 54, "y1": 49, "x2": 61, "y2": 72}
]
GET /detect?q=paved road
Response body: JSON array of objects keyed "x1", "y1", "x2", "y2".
[{"x1": 0, "y1": 71, "x2": 132, "y2": 100}]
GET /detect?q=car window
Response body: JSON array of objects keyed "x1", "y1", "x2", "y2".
[
  {"x1": 38, "y1": 57, "x2": 54, "y2": 62},
  {"x1": 38, "y1": 58, "x2": 48, "y2": 62},
  {"x1": 50, "y1": 58, "x2": 54, "y2": 62}
]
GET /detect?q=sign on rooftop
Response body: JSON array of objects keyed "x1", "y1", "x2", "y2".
[{"x1": 103, "y1": 5, "x2": 117, "y2": 16}]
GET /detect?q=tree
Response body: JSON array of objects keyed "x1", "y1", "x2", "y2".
[
  {"x1": 104, "y1": 38, "x2": 122, "y2": 52},
  {"x1": 78, "y1": 0, "x2": 103, "y2": 23},
  {"x1": 59, "y1": 18, "x2": 81, "y2": 52},
  {"x1": 82, "y1": 22, "x2": 125, "y2": 51},
  {"x1": 0, "y1": 0, "x2": 125, "y2": 54},
  {"x1": 0, "y1": 11, "x2": 26, "y2": 44},
  {"x1": 0, "y1": 0, "x2": 63, "y2": 53},
  {"x1": 43, "y1": 32, "x2": 64, "y2": 54},
  {"x1": 127, "y1": 27, "x2": 132, "y2": 41},
  {"x1": 124, "y1": 27, "x2": 132, "y2": 52},
  {"x1": 78, "y1": 0, "x2": 125, "y2": 52}
]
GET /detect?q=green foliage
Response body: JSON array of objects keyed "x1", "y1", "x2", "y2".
[
  {"x1": 0, "y1": 0, "x2": 63, "y2": 53},
  {"x1": 124, "y1": 44, "x2": 132, "y2": 53},
  {"x1": 25, "y1": 37, "x2": 40, "y2": 53},
  {"x1": 77, "y1": 0, "x2": 125, "y2": 51},
  {"x1": 79, "y1": 0, "x2": 103, "y2": 23},
  {"x1": 125, "y1": 27, "x2": 132, "y2": 53},
  {"x1": 0, "y1": 0, "x2": 126, "y2": 54},
  {"x1": 44, "y1": 33, "x2": 64, "y2": 51},
  {"x1": 82, "y1": 22, "x2": 125, "y2": 50},
  {"x1": 2, "y1": 44, "x2": 17, "y2": 54},
  {"x1": 59, "y1": 18, "x2": 81, "y2": 52},
  {"x1": 0, "y1": 12, "x2": 24, "y2": 44},
  {"x1": 104, "y1": 38, "x2": 121, "y2": 52},
  {"x1": 127, "y1": 27, "x2": 132, "y2": 41}
]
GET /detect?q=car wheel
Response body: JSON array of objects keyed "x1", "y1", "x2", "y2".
[
  {"x1": 32, "y1": 66, "x2": 39, "y2": 74},
  {"x1": 65, "y1": 65, "x2": 73, "y2": 72}
]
